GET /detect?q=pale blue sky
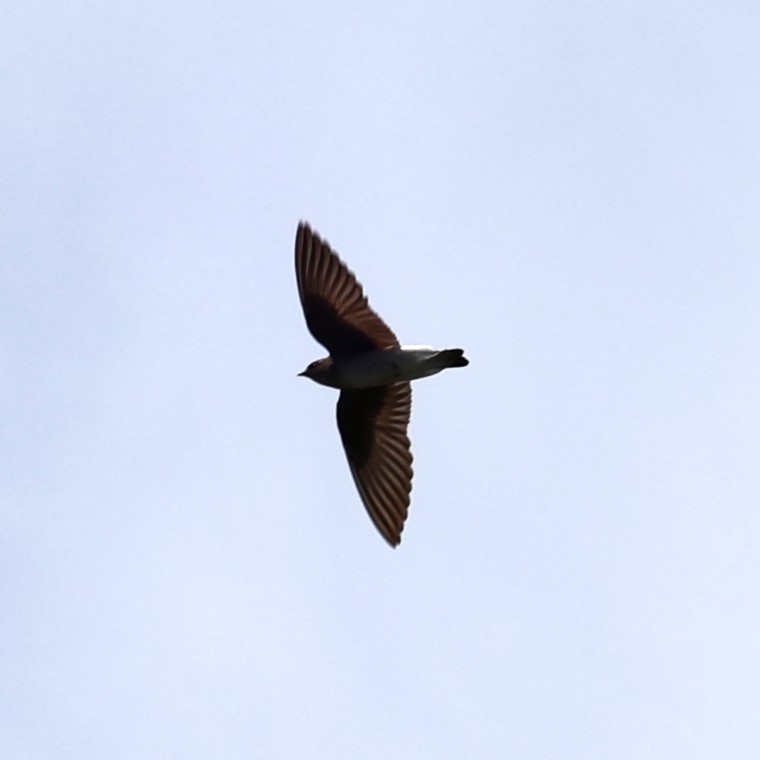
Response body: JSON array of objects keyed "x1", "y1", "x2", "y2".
[{"x1": 2, "y1": 2, "x2": 759, "y2": 758}]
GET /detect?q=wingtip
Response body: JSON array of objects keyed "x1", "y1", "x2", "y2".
[{"x1": 298, "y1": 220, "x2": 317, "y2": 239}]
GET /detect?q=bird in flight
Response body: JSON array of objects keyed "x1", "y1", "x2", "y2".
[{"x1": 295, "y1": 222, "x2": 468, "y2": 547}]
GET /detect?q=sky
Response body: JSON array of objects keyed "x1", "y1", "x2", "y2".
[{"x1": 2, "y1": 2, "x2": 759, "y2": 758}]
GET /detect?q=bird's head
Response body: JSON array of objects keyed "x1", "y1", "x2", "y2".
[{"x1": 298, "y1": 357, "x2": 339, "y2": 387}]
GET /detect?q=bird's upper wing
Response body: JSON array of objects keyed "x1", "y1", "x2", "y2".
[
  {"x1": 295, "y1": 222, "x2": 400, "y2": 356},
  {"x1": 336, "y1": 383, "x2": 413, "y2": 547}
]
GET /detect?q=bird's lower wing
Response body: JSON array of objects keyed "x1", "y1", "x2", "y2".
[{"x1": 336, "y1": 383, "x2": 413, "y2": 547}]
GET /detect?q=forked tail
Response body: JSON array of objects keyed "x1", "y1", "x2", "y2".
[{"x1": 437, "y1": 348, "x2": 469, "y2": 368}]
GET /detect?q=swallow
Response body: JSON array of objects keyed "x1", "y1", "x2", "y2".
[{"x1": 295, "y1": 222, "x2": 468, "y2": 547}]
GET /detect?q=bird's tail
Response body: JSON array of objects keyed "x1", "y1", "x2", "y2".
[{"x1": 435, "y1": 348, "x2": 469, "y2": 368}]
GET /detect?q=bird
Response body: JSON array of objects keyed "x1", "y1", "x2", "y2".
[{"x1": 295, "y1": 221, "x2": 468, "y2": 547}]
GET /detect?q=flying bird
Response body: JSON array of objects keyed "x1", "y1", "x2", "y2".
[{"x1": 295, "y1": 222, "x2": 468, "y2": 547}]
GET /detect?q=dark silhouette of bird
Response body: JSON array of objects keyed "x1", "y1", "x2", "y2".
[{"x1": 295, "y1": 222, "x2": 468, "y2": 546}]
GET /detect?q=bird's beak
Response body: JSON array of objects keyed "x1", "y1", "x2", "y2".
[{"x1": 297, "y1": 370, "x2": 307, "y2": 377}]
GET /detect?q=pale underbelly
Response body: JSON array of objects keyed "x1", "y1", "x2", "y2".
[{"x1": 335, "y1": 348, "x2": 442, "y2": 389}]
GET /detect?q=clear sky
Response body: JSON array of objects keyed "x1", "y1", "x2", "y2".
[{"x1": 2, "y1": 2, "x2": 759, "y2": 758}]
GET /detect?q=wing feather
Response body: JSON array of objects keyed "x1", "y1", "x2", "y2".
[
  {"x1": 295, "y1": 222, "x2": 399, "y2": 356},
  {"x1": 336, "y1": 383, "x2": 413, "y2": 547}
]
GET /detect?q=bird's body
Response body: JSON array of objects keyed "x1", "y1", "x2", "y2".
[
  {"x1": 300, "y1": 346, "x2": 468, "y2": 389},
  {"x1": 295, "y1": 222, "x2": 468, "y2": 547}
]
